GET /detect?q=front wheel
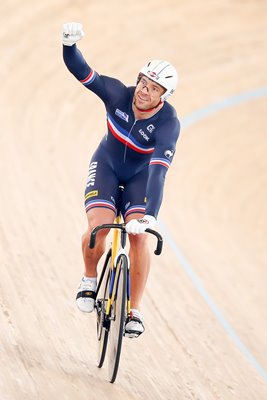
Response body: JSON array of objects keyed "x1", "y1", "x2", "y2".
[{"x1": 107, "y1": 254, "x2": 128, "y2": 383}]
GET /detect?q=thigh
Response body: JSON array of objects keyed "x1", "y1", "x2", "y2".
[
  {"x1": 84, "y1": 148, "x2": 119, "y2": 215},
  {"x1": 121, "y1": 168, "x2": 148, "y2": 220},
  {"x1": 86, "y1": 207, "x2": 116, "y2": 229}
]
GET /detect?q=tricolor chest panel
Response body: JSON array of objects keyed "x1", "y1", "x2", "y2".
[{"x1": 107, "y1": 108, "x2": 158, "y2": 155}]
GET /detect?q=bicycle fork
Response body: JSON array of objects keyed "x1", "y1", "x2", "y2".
[{"x1": 106, "y1": 243, "x2": 131, "y2": 319}]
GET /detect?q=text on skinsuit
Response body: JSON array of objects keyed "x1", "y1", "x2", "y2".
[
  {"x1": 86, "y1": 161, "x2": 98, "y2": 187},
  {"x1": 139, "y1": 129, "x2": 149, "y2": 141}
]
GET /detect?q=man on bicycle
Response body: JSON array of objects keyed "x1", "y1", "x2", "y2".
[{"x1": 62, "y1": 22, "x2": 180, "y2": 338}]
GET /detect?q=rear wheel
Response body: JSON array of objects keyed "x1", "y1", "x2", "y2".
[
  {"x1": 107, "y1": 255, "x2": 128, "y2": 383},
  {"x1": 96, "y1": 250, "x2": 111, "y2": 368}
]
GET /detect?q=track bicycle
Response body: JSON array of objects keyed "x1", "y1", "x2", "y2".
[{"x1": 89, "y1": 211, "x2": 163, "y2": 383}]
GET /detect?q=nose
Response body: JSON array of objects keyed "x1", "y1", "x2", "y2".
[{"x1": 140, "y1": 85, "x2": 149, "y2": 94}]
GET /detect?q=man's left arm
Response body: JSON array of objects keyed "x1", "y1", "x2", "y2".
[
  {"x1": 126, "y1": 118, "x2": 180, "y2": 234},
  {"x1": 145, "y1": 118, "x2": 180, "y2": 217}
]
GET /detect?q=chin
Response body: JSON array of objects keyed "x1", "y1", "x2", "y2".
[
  {"x1": 136, "y1": 99, "x2": 151, "y2": 110},
  {"x1": 137, "y1": 103, "x2": 148, "y2": 110}
]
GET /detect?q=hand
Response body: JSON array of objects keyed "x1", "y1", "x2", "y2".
[
  {"x1": 126, "y1": 215, "x2": 157, "y2": 235},
  {"x1": 63, "y1": 22, "x2": 84, "y2": 46}
]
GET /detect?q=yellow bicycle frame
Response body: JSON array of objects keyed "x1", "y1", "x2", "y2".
[{"x1": 105, "y1": 215, "x2": 130, "y2": 317}]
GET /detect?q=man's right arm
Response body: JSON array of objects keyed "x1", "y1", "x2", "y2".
[
  {"x1": 62, "y1": 22, "x2": 127, "y2": 105},
  {"x1": 62, "y1": 22, "x2": 90, "y2": 80},
  {"x1": 63, "y1": 44, "x2": 93, "y2": 82}
]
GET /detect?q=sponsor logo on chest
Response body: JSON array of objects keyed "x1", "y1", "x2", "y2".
[
  {"x1": 147, "y1": 124, "x2": 155, "y2": 133},
  {"x1": 138, "y1": 124, "x2": 155, "y2": 141},
  {"x1": 115, "y1": 108, "x2": 129, "y2": 122}
]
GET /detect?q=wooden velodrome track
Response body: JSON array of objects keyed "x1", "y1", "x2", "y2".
[{"x1": 1, "y1": 0, "x2": 267, "y2": 399}]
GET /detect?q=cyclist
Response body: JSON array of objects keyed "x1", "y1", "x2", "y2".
[{"x1": 62, "y1": 22, "x2": 180, "y2": 338}]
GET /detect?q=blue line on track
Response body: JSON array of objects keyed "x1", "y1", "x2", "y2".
[{"x1": 181, "y1": 86, "x2": 267, "y2": 128}]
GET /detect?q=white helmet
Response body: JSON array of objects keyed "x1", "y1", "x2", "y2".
[{"x1": 138, "y1": 59, "x2": 178, "y2": 101}]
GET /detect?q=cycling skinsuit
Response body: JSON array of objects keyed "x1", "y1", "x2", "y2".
[{"x1": 63, "y1": 45, "x2": 180, "y2": 219}]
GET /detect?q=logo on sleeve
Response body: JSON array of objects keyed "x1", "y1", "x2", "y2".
[
  {"x1": 86, "y1": 190, "x2": 98, "y2": 198},
  {"x1": 86, "y1": 161, "x2": 98, "y2": 187},
  {"x1": 164, "y1": 149, "x2": 174, "y2": 159}
]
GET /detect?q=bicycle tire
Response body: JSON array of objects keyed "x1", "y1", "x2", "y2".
[
  {"x1": 107, "y1": 254, "x2": 127, "y2": 383},
  {"x1": 96, "y1": 250, "x2": 112, "y2": 368}
]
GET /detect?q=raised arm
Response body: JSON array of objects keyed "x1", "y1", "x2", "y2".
[{"x1": 62, "y1": 22, "x2": 127, "y2": 104}]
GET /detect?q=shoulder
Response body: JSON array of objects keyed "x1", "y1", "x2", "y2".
[
  {"x1": 160, "y1": 102, "x2": 179, "y2": 125},
  {"x1": 156, "y1": 102, "x2": 180, "y2": 141},
  {"x1": 98, "y1": 74, "x2": 128, "y2": 94},
  {"x1": 97, "y1": 75, "x2": 133, "y2": 104}
]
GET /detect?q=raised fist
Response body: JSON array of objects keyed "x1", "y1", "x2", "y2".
[{"x1": 62, "y1": 22, "x2": 84, "y2": 46}]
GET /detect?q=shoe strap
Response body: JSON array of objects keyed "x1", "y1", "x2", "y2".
[
  {"x1": 76, "y1": 290, "x2": 96, "y2": 300},
  {"x1": 126, "y1": 315, "x2": 144, "y2": 326},
  {"x1": 125, "y1": 318, "x2": 145, "y2": 337}
]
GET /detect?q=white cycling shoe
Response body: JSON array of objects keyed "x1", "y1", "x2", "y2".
[
  {"x1": 76, "y1": 277, "x2": 97, "y2": 313},
  {"x1": 125, "y1": 309, "x2": 145, "y2": 338}
]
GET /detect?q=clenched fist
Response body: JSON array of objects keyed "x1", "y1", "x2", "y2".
[{"x1": 62, "y1": 22, "x2": 84, "y2": 46}]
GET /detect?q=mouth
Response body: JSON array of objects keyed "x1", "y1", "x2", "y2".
[{"x1": 136, "y1": 93, "x2": 150, "y2": 103}]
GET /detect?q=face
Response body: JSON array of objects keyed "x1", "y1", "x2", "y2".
[{"x1": 134, "y1": 75, "x2": 166, "y2": 110}]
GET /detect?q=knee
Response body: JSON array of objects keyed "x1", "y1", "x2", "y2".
[
  {"x1": 82, "y1": 230, "x2": 91, "y2": 246},
  {"x1": 82, "y1": 227, "x2": 109, "y2": 246},
  {"x1": 82, "y1": 220, "x2": 110, "y2": 249},
  {"x1": 82, "y1": 230, "x2": 91, "y2": 252},
  {"x1": 128, "y1": 233, "x2": 148, "y2": 250}
]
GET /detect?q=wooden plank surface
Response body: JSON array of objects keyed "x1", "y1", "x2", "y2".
[{"x1": 0, "y1": 1, "x2": 266, "y2": 398}]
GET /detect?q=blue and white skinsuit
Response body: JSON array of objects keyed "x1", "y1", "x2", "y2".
[{"x1": 63, "y1": 45, "x2": 181, "y2": 219}]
